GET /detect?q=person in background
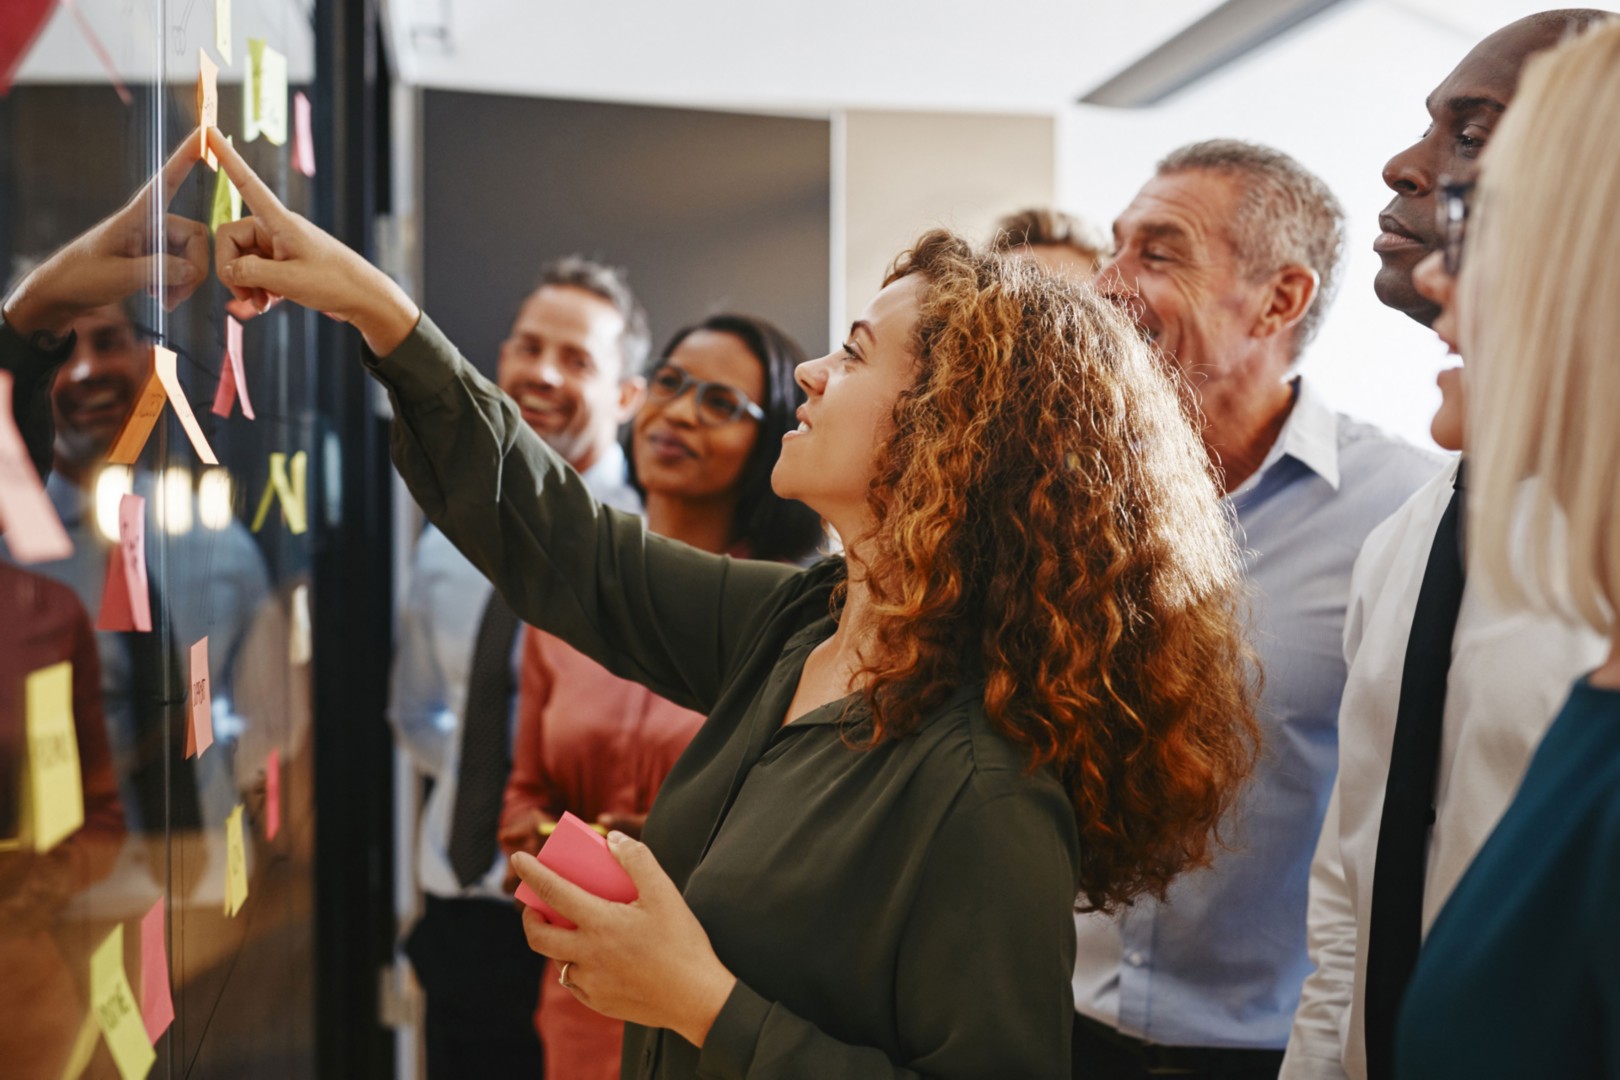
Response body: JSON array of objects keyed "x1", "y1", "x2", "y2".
[
  {"x1": 501, "y1": 313, "x2": 824, "y2": 1079},
  {"x1": 1393, "y1": 20, "x2": 1620, "y2": 1075},
  {"x1": 989, "y1": 206, "x2": 1111, "y2": 280},
  {"x1": 1072, "y1": 141, "x2": 1443, "y2": 1080},
  {"x1": 1281, "y1": 11, "x2": 1614, "y2": 1080},
  {"x1": 390, "y1": 256, "x2": 648, "y2": 1078}
]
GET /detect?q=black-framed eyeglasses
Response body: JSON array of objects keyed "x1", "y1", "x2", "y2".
[
  {"x1": 1438, "y1": 177, "x2": 1476, "y2": 277},
  {"x1": 646, "y1": 365, "x2": 765, "y2": 427}
]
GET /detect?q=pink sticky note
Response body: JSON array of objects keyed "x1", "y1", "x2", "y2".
[
  {"x1": 139, "y1": 898, "x2": 174, "y2": 1043},
  {"x1": 187, "y1": 637, "x2": 213, "y2": 758},
  {"x1": 265, "y1": 749, "x2": 281, "y2": 839},
  {"x1": 0, "y1": 371, "x2": 73, "y2": 563},
  {"x1": 210, "y1": 316, "x2": 254, "y2": 420},
  {"x1": 293, "y1": 92, "x2": 315, "y2": 177},
  {"x1": 96, "y1": 494, "x2": 151, "y2": 632},
  {"x1": 225, "y1": 297, "x2": 259, "y2": 322},
  {"x1": 153, "y1": 346, "x2": 219, "y2": 465},
  {"x1": 513, "y1": 812, "x2": 638, "y2": 928}
]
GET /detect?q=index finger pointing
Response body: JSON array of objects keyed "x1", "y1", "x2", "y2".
[{"x1": 207, "y1": 127, "x2": 286, "y2": 219}]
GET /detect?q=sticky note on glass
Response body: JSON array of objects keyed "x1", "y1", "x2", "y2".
[
  {"x1": 289, "y1": 584, "x2": 311, "y2": 665},
  {"x1": 90, "y1": 924, "x2": 157, "y2": 1080},
  {"x1": 209, "y1": 135, "x2": 241, "y2": 234},
  {"x1": 246, "y1": 39, "x2": 288, "y2": 146},
  {"x1": 215, "y1": 0, "x2": 231, "y2": 65},
  {"x1": 294, "y1": 92, "x2": 315, "y2": 177},
  {"x1": 152, "y1": 345, "x2": 219, "y2": 465},
  {"x1": 251, "y1": 450, "x2": 308, "y2": 534},
  {"x1": 211, "y1": 315, "x2": 254, "y2": 420},
  {"x1": 513, "y1": 812, "x2": 638, "y2": 929},
  {"x1": 0, "y1": 370, "x2": 73, "y2": 563},
  {"x1": 185, "y1": 637, "x2": 213, "y2": 759},
  {"x1": 265, "y1": 748, "x2": 282, "y2": 839},
  {"x1": 97, "y1": 494, "x2": 152, "y2": 633},
  {"x1": 225, "y1": 803, "x2": 249, "y2": 916},
  {"x1": 198, "y1": 49, "x2": 219, "y2": 169},
  {"x1": 106, "y1": 360, "x2": 167, "y2": 466},
  {"x1": 139, "y1": 898, "x2": 174, "y2": 1043},
  {"x1": 26, "y1": 661, "x2": 83, "y2": 853}
]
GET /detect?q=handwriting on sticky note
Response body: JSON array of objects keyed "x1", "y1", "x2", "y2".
[
  {"x1": 513, "y1": 812, "x2": 638, "y2": 928},
  {"x1": 215, "y1": 0, "x2": 232, "y2": 65},
  {"x1": 266, "y1": 748, "x2": 282, "y2": 839},
  {"x1": 225, "y1": 803, "x2": 249, "y2": 916},
  {"x1": 209, "y1": 135, "x2": 241, "y2": 234},
  {"x1": 26, "y1": 661, "x2": 83, "y2": 853},
  {"x1": 139, "y1": 898, "x2": 174, "y2": 1043},
  {"x1": 211, "y1": 315, "x2": 254, "y2": 420},
  {"x1": 294, "y1": 92, "x2": 316, "y2": 177},
  {"x1": 251, "y1": 451, "x2": 308, "y2": 534},
  {"x1": 0, "y1": 371, "x2": 73, "y2": 562},
  {"x1": 106, "y1": 362, "x2": 167, "y2": 466},
  {"x1": 97, "y1": 494, "x2": 152, "y2": 633},
  {"x1": 198, "y1": 50, "x2": 219, "y2": 169},
  {"x1": 152, "y1": 345, "x2": 219, "y2": 465},
  {"x1": 90, "y1": 924, "x2": 157, "y2": 1080},
  {"x1": 187, "y1": 637, "x2": 213, "y2": 759}
]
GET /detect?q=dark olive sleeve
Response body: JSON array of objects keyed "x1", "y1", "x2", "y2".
[{"x1": 364, "y1": 312, "x2": 798, "y2": 713}]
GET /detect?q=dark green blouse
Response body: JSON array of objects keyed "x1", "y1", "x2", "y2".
[{"x1": 369, "y1": 314, "x2": 1082, "y2": 1079}]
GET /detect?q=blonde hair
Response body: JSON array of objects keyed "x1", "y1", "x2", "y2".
[{"x1": 1466, "y1": 17, "x2": 1620, "y2": 632}]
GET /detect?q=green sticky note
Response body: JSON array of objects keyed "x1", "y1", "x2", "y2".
[
  {"x1": 245, "y1": 39, "x2": 287, "y2": 145},
  {"x1": 90, "y1": 924, "x2": 157, "y2": 1080},
  {"x1": 210, "y1": 135, "x2": 240, "y2": 234},
  {"x1": 26, "y1": 661, "x2": 82, "y2": 853}
]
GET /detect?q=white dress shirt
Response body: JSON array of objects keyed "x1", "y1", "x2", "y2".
[
  {"x1": 389, "y1": 444, "x2": 640, "y2": 901},
  {"x1": 1280, "y1": 460, "x2": 1609, "y2": 1080}
]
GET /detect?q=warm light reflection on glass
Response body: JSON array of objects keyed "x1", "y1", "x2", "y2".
[
  {"x1": 94, "y1": 465, "x2": 134, "y2": 543},
  {"x1": 199, "y1": 467, "x2": 235, "y2": 531},
  {"x1": 157, "y1": 466, "x2": 194, "y2": 535}
]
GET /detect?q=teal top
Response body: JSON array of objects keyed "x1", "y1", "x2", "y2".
[
  {"x1": 367, "y1": 314, "x2": 1082, "y2": 1079},
  {"x1": 1397, "y1": 677, "x2": 1620, "y2": 1078}
]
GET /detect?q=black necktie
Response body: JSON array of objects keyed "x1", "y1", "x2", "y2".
[
  {"x1": 447, "y1": 589, "x2": 520, "y2": 888},
  {"x1": 1364, "y1": 463, "x2": 1467, "y2": 1080}
]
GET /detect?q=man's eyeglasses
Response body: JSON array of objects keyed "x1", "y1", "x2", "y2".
[
  {"x1": 1438, "y1": 178, "x2": 1476, "y2": 277},
  {"x1": 646, "y1": 365, "x2": 765, "y2": 427}
]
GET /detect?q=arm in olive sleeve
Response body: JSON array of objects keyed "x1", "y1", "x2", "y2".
[
  {"x1": 364, "y1": 313, "x2": 798, "y2": 713},
  {"x1": 697, "y1": 783, "x2": 1079, "y2": 1080}
]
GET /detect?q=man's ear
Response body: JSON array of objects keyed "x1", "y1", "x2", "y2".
[
  {"x1": 616, "y1": 375, "x2": 646, "y2": 423},
  {"x1": 1254, "y1": 264, "x2": 1319, "y2": 343}
]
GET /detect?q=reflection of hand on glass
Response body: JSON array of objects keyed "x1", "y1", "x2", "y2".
[
  {"x1": 0, "y1": 132, "x2": 210, "y2": 338},
  {"x1": 208, "y1": 128, "x2": 420, "y2": 354}
]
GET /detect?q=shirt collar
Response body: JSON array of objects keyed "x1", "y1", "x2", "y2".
[{"x1": 1234, "y1": 375, "x2": 1341, "y2": 495}]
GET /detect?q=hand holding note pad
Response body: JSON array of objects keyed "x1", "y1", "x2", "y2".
[{"x1": 514, "y1": 812, "x2": 638, "y2": 928}]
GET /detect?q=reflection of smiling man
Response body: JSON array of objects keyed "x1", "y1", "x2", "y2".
[
  {"x1": 1072, "y1": 141, "x2": 1442, "y2": 1080},
  {"x1": 48, "y1": 303, "x2": 149, "y2": 485}
]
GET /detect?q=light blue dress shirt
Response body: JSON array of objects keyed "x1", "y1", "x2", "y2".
[
  {"x1": 389, "y1": 443, "x2": 641, "y2": 900},
  {"x1": 1072, "y1": 377, "x2": 1444, "y2": 1050}
]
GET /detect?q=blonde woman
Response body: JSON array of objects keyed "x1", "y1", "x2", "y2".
[{"x1": 1396, "y1": 18, "x2": 1620, "y2": 1079}]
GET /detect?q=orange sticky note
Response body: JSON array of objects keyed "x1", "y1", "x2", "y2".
[
  {"x1": 211, "y1": 316, "x2": 254, "y2": 420},
  {"x1": 106, "y1": 361, "x2": 167, "y2": 466},
  {"x1": 186, "y1": 637, "x2": 213, "y2": 759},
  {"x1": 198, "y1": 50, "x2": 219, "y2": 169},
  {"x1": 0, "y1": 371, "x2": 73, "y2": 563},
  {"x1": 139, "y1": 898, "x2": 174, "y2": 1043},
  {"x1": 266, "y1": 749, "x2": 281, "y2": 839},
  {"x1": 294, "y1": 92, "x2": 315, "y2": 177},
  {"x1": 96, "y1": 494, "x2": 151, "y2": 633},
  {"x1": 153, "y1": 345, "x2": 219, "y2": 465}
]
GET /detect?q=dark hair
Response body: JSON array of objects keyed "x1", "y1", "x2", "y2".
[
  {"x1": 624, "y1": 314, "x2": 825, "y2": 563},
  {"x1": 535, "y1": 255, "x2": 652, "y2": 375}
]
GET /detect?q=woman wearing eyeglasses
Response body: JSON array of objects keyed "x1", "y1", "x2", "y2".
[{"x1": 501, "y1": 315, "x2": 822, "y2": 1080}]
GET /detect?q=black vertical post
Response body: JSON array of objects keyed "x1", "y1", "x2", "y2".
[{"x1": 312, "y1": 0, "x2": 395, "y2": 1077}]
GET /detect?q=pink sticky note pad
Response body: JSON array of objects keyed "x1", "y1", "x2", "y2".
[
  {"x1": 140, "y1": 898, "x2": 174, "y2": 1042},
  {"x1": 514, "y1": 812, "x2": 638, "y2": 928},
  {"x1": 265, "y1": 749, "x2": 281, "y2": 839}
]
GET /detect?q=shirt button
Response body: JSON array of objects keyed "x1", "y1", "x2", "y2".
[{"x1": 1127, "y1": 950, "x2": 1146, "y2": 967}]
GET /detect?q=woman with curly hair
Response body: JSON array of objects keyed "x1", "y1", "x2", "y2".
[{"x1": 208, "y1": 129, "x2": 1258, "y2": 1079}]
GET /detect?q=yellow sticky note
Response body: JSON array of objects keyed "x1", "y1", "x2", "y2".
[
  {"x1": 152, "y1": 346, "x2": 219, "y2": 465},
  {"x1": 26, "y1": 662, "x2": 82, "y2": 853},
  {"x1": 106, "y1": 364, "x2": 168, "y2": 466},
  {"x1": 225, "y1": 803, "x2": 248, "y2": 916},
  {"x1": 289, "y1": 583, "x2": 311, "y2": 665},
  {"x1": 250, "y1": 450, "x2": 308, "y2": 535},
  {"x1": 209, "y1": 135, "x2": 241, "y2": 234},
  {"x1": 215, "y1": 0, "x2": 232, "y2": 65},
  {"x1": 90, "y1": 924, "x2": 156, "y2": 1080},
  {"x1": 246, "y1": 39, "x2": 288, "y2": 146}
]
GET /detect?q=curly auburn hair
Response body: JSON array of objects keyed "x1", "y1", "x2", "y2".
[{"x1": 851, "y1": 229, "x2": 1259, "y2": 912}]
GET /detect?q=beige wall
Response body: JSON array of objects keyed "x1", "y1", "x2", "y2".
[{"x1": 836, "y1": 109, "x2": 1056, "y2": 338}]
